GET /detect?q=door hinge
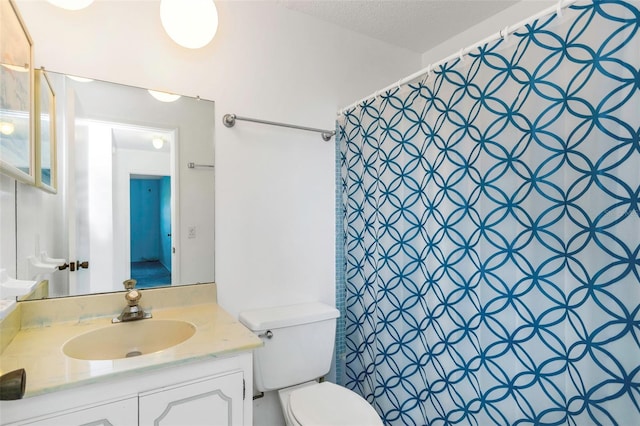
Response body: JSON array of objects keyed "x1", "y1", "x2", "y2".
[{"x1": 243, "y1": 379, "x2": 246, "y2": 400}]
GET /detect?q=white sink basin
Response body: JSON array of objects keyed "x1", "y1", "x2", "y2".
[{"x1": 63, "y1": 319, "x2": 196, "y2": 360}]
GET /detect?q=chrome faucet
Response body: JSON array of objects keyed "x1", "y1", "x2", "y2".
[{"x1": 112, "y1": 279, "x2": 152, "y2": 323}]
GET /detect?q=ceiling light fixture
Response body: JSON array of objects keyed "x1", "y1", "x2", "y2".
[
  {"x1": 46, "y1": 0, "x2": 94, "y2": 11},
  {"x1": 152, "y1": 137, "x2": 164, "y2": 150},
  {"x1": 148, "y1": 90, "x2": 181, "y2": 103},
  {"x1": 160, "y1": 0, "x2": 218, "y2": 49},
  {"x1": 0, "y1": 121, "x2": 15, "y2": 135}
]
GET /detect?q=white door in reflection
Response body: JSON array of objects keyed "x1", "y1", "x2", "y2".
[{"x1": 70, "y1": 121, "x2": 177, "y2": 295}]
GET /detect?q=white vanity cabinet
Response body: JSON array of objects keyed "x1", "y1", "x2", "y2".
[
  {"x1": 16, "y1": 396, "x2": 138, "y2": 426},
  {"x1": 139, "y1": 370, "x2": 243, "y2": 425},
  {"x1": 1, "y1": 353, "x2": 252, "y2": 426}
]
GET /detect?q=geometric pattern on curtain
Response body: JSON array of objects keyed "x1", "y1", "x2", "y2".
[{"x1": 337, "y1": 1, "x2": 640, "y2": 424}]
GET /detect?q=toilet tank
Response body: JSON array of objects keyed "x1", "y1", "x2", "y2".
[{"x1": 239, "y1": 302, "x2": 340, "y2": 392}]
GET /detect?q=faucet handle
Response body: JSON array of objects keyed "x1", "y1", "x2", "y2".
[
  {"x1": 123, "y1": 279, "x2": 137, "y2": 290},
  {"x1": 125, "y1": 289, "x2": 141, "y2": 306}
]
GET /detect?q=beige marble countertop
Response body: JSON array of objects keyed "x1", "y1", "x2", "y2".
[{"x1": 0, "y1": 284, "x2": 262, "y2": 398}]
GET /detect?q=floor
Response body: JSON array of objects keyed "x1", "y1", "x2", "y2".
[{"x1": 131, "y1": 260, "x2": 171, "y2": 288}]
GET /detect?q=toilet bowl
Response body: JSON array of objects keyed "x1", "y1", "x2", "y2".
[
  {"x1": 278, "y1": 381, "x2": 382, "y2": 426},
  {"x1": 238, "y1": 302, "x2": 383, "y2": 426}
]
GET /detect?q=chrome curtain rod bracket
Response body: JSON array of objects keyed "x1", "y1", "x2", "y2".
[{"x1": 222, "y1": 113, "x2": 335, "y2": 142}]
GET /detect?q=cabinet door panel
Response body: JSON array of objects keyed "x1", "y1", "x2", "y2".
[
  {"x1": 139, "y1": 370, "x2": 243, "y2": 426},
  {"x1": 20, "y1": 396, "x2": 137, "y2": 426}
]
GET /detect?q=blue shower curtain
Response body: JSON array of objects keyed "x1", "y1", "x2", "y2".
[{"x1": 336, "y1": 1, "x2": 640, "y2": 424}]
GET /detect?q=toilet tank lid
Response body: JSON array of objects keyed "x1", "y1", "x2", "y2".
[{"x1": 239, "y1": 302, "x2": 340, "y2": 331}]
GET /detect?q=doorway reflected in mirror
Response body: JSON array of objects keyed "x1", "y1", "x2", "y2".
[{"x1": 130, "y1": 175, "x2": 172, "y2": 289}]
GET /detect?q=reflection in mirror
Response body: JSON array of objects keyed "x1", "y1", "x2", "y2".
[
  {"x1": 18, "y1": 71, "x2": 215, "y2": 299},
  {"x1": 0, "y1": 0, "x2": 34, "y2": 184}
]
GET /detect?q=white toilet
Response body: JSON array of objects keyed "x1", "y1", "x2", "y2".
[{"x1": 239, "y1": 302, "x2": 383, "y2": 426}]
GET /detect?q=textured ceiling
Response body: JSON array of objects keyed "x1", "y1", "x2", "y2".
[{"x1": 278, "y1": 0, "x2": 524, "y2": 54}]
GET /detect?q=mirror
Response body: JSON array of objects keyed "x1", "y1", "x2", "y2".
[{"x1": 15, "y1": 71, "x2": 215, "y2": 298}]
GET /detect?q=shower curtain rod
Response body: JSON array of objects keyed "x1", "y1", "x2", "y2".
[
  {"x1": 222, "y1": 113, "x2": 336, "y2": 141},
  {"x1": 338, "y1": 0, "x2": 578, "y2": 115}
]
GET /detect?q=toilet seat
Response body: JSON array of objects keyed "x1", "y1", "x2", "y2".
[{"x1": 286, "y1": 382, "x2": 382, "y2": 426}]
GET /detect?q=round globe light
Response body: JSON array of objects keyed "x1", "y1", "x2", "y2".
[
  {"x1": 160, "y1": 0, "x2": 218, "y2": 49},
  {"x1": 46, "y1": 0, "x2": 94, "y2": 11},
  {"x1": 0, "y1": 122, "x2": 15, "y2": 136},
  {"x1": 152, "y1": 137, "x2": 164, "y2": 150},
  {"x1": 148, "y1": 90, "x2": 181, "y2": 103}
]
